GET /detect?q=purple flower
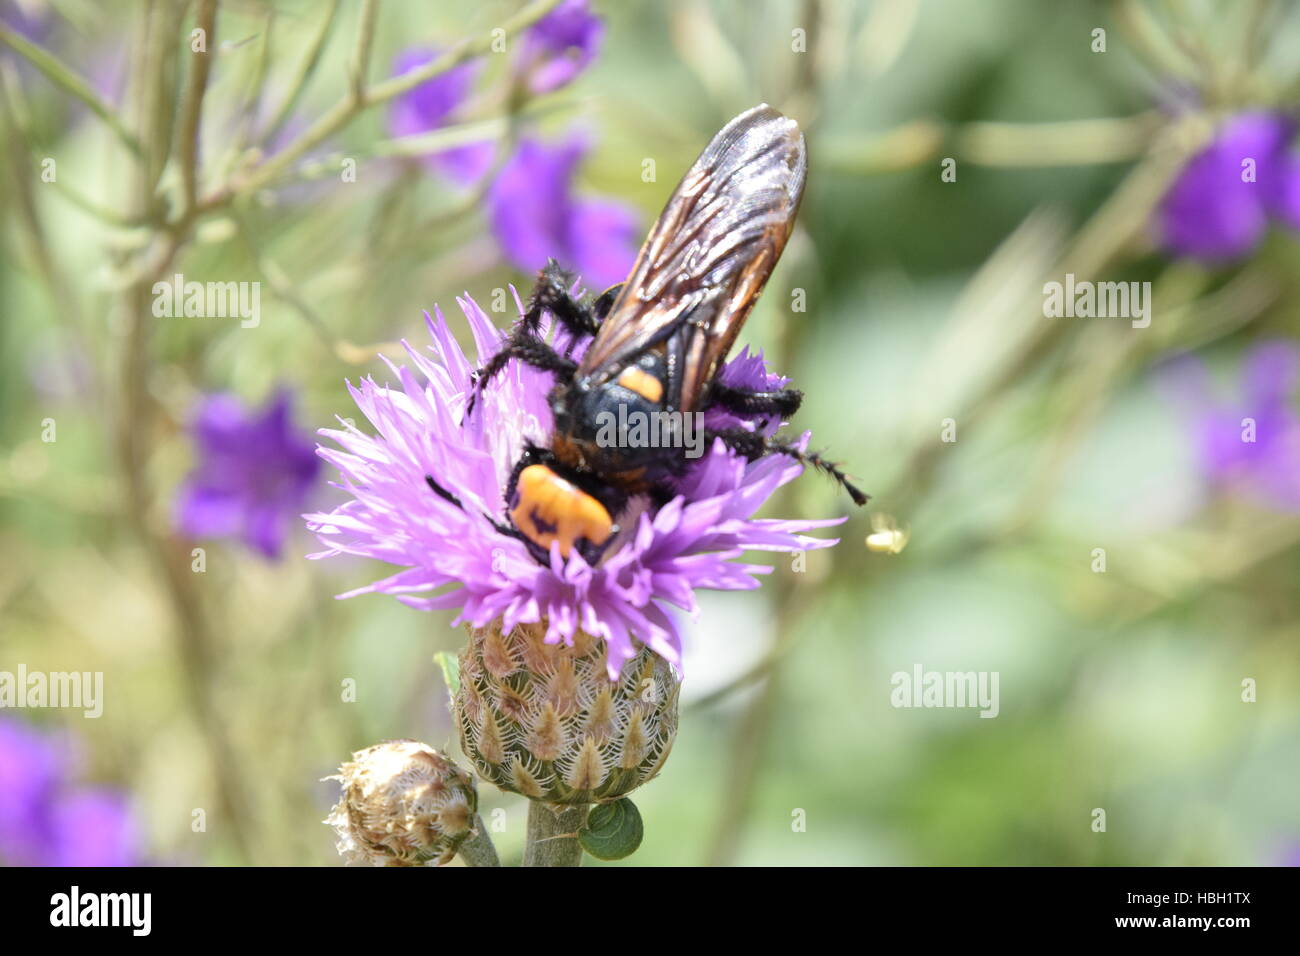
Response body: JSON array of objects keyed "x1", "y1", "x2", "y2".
[
  {"x1": 488, "y1": 131, "x2": 638, "y2": 289},
  {"x1": 0, "y1": 719, "x2": 62, "y2": 865},
  {"x1": 307, "y1": 295, "x2": 843, "y2": 677},
  {"x1": 1160, "y1": 339, "x2": 1300, "y2": 511},
  {"x1": 0, "y1": 719, "x2": 138, "y2": 867},
  {"x1": 1157, "y1": 111, "x2": 1300, "y2": 261},
  {"x1": 514, "y1": 0, "x2": 604, "y2": 95},
  {"x1": 388, "y1": 48, "x2": 494, "y2": 186},
  {"x1": 176, "y1": 389, "x2": 321, "y2": 559},
  {"x1": 0, "y1": 0, "x2": 54, "y2": 88},
  {"x1": 0, "y1": 0, "x2": 51, "y2": 44},
  {"x1": 49, "y1": 789, "x2": 138, "y2": 867}
]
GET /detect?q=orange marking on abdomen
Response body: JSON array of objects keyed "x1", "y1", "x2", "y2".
[
  {"x1": 616, "y1": 366, "x2": 663, "y2": 403},
  {"x1": 510, "y1": 465, "x2": 613, "y2": 557}
]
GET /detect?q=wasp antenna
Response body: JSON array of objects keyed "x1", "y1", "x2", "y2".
[{"x1": 425, "y1": 475, "x2": 465, "y2": 511}]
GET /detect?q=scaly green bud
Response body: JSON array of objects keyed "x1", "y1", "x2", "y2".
[{"x1": 455, "y1": 621, "x2": 679, "y2": 804}]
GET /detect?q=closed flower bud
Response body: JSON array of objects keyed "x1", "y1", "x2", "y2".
[
  {"x1": 456, "y1": 621, "x2": 680, "y2": 804},
  {"x1": 326, "y1": 740, "x2": 477, "y2": 866}
]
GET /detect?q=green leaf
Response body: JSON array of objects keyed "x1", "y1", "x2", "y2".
[
  {"x1": 434, "y1": 651, "x2": 460, "y2": 696},
  {"x1": 579, "y1": 798, "x2": 643, "y2": 861}
]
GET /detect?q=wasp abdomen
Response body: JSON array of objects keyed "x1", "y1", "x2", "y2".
[{"x1": 509, "y1": 464, "x2": 614, "y2": 558}]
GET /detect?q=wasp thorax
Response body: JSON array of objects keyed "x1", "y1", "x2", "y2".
[
  {"x1": 326, "y1": 739, "x2": 477, "y2": 866},
  {"x1": 455, "y1": 620, "x2": 679, "y2": 804}
]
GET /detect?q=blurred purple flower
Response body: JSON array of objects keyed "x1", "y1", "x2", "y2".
[
  {"x1": 1160, "y1": 339, "x2": 1300, "y2": 511},
  {"x1": 0, "y1": 0, "x2": 54, "y2": 90},
  {"x1": 306, "y1": 295, "x2": 843, "y2": 677},
  {"x1": 176, "y1": 389, "x2": 321, "y2": 559},
  {"x1": 1157, "y1": 111, "x2": 1300, "y2": 261},
  {"x1": 388, "y1": 47, "x2": 494, "y2": 186},
  {"x1": 0, "y1": 0, "x2": 50, "y2": 43},
  {"x1": 514, "y1": 0, "x2": 604, "y2": 95},
  {"x1": 49, "y1": 789, "x2": 138, "y2": 866},
  {"x1": 0, "y1": 719, "x2": 138, "y2": 867},
  {"x1": 488, "y1": 131, "x2": 638, "y2": 289},
  {"x1": 0, "y1": 719, "x2": 61, "y2": 865}
]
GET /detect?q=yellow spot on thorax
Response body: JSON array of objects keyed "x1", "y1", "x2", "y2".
[
  {"x1": 616, "y1": 366, "x2": 664, "y2": 403},
  {"x1": 511, "y1": 464, "x2": 614, "y2": 557}
]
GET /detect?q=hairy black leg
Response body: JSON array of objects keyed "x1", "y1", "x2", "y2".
[
  {"x1": 706, "y1": 382, "x2": 804, "y2": 418},
  {"x1": 706, "y1": 427, "x2": 869, "y2": 506},
  {"x1": 480, "y1": 337, "x2": 577, "y2": 385},
  {"x1": 465, "y1": 337, "x2": 578, "y2": 417},
  {"x1": 466, "y1": 261, "x2": 609, "y2": 414},
  {"x1": 521, "y1": 258, "x2": 602, "y2": 339}
]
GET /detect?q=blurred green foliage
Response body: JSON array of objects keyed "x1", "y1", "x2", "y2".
[{"x1": 1, "y1": 0, "x2": 1298, "y2": 866}]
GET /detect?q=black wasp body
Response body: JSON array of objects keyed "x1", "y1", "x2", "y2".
[{"x1": 444, "y1": 104, "x2": 867, "y2": 565}]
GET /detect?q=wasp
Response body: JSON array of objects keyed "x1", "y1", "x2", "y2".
[{"x1": 438, "y1": 104, "x2": 867, "y2": 565}]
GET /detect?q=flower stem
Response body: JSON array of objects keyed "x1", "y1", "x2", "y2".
[
  {"x1": 458, "y1": 815, "x2": 501, "y2": 867},
  {"x1": 523, "y1": 802, "x2": 586, "y2": 867},
  {"x1": 231, "y1": 0, "x2": 562, "y2": 197},
  {"x1": 0, "y1": 23, "x2": 143, "y2": 156}
]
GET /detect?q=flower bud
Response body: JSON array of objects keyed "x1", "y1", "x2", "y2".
[
  {"x1": 326, "y1": 740, "x2": 477, "y2": 866},
  {"x1": 455, "y1": 621, "x2": 680, "y2": 804}
]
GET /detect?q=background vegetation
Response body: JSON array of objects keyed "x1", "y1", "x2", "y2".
[{"x1": 1, "y1": 0, "x2": 1297, "y2": 865}]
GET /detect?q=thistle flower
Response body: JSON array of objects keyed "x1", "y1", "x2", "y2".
[
  {"x1": 488, "y1": 131, "x2": 638, "y2": 289},
  {"x1": 1160, "y1": 339, "x2": 1300, "y2": 512},
  {"x1": 307, "y1": 294, "x2": 843, "y2": 678},
  {"x1": 1157, "y1": 111, "x2": 1300, "y2": 261},
  {"x1": 388, "y1": 47, "x2": 494, "y2": 186},
  {"x1": 326, "y1": 740, "x2": 477, "y2": 866},
  {"x1": 176, "y1": 389, "x2": 321, "y2": 559},
  {"x1": 308, "y1": 294, "x2": 843, "y2": 806},
  {"x1": 514, "y1": 0, "x2": 604, "y2": 95},
  {"x1": 0, "y1": 719, "x2": 138, "y2": 867}
]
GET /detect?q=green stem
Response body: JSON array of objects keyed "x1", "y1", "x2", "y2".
[
  {"x1": 347, "y1": 0, "x2": 380, "y2": 101},
  {"x1": 260, "y1": 0, "x2": 340, "y2": 147},
  {"x1": 458, "y1": 815, "x2": 502, "y2": 867},
  {"x1": 523, "y1": 802, "x2": 587, "y2": 867},
  {"x1": 0, "y1": 24, "x2": 143, "y2": 156},
  {"x1": 233, "y1": 0, "x2": 561, "y2": 196},
  {"x1": 175, "y1": 0, "x2": 218, "y2": 217}
]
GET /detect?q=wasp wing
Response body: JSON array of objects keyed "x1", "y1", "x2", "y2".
[{"x1": 578, "y1": 104, "x2": 806, "y2": 412}]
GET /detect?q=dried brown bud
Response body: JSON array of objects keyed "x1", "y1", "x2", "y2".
[{"x1": 326, "y1": 739, "x2": 477, "y2": 866}]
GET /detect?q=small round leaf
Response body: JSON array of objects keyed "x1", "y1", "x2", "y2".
[{"x1": 578, "y1": 798, "x2": 643, "y2": 860}]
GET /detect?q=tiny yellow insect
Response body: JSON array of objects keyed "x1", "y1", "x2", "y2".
[{"x1": 865, "y1": 513, "x2": 910, "y2": 555}]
